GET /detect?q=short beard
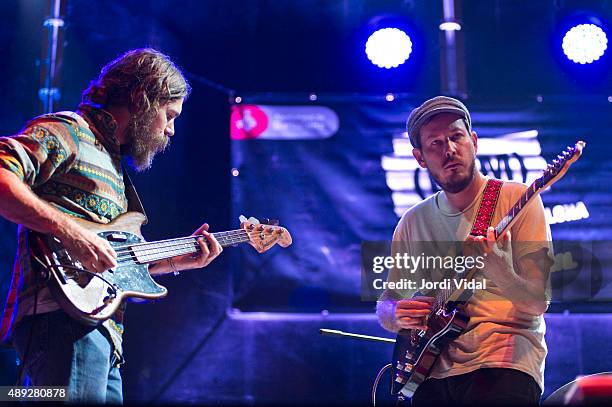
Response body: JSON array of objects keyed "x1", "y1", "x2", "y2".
[
  {"x1": 431, "y1": 158, "x2": 477, "y2": 194},
  {"x1": 123, "y1": 109, "x2": 169, "y2": 172}
]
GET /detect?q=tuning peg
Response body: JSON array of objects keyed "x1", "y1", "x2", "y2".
[{"x1": 239, "y1": 215, "x2": 261, "y2": 225}]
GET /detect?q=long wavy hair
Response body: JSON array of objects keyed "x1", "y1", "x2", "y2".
[{"x1": 81, "y1": 48, "x2": 191, "y2": 115}]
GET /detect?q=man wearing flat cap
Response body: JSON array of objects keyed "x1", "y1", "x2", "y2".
[{"x1": 377, "y1": 96, "x2": 554, "y2": 405}]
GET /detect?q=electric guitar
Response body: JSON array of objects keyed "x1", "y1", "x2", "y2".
[
  {"x1": 391, "y1": 141, "x2": 586, "y2": 399},
  {"x1": 31, "y1": 213, "x2": 292, "y2": 326}
]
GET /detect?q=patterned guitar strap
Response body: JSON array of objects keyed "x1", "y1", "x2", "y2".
[
  {"x1": 470, "y1": 178, "x2": 504, "y2": 238},
  {"x1": 451, "y1": 178, "x2": 503, "y2": 305}
]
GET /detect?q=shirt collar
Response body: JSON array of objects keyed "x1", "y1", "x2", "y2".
[{"x1": 77, "y1": 103, "x2": 121, "y2": 154}]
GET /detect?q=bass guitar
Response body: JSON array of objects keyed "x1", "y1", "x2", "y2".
[{"x1": 31, "y1": 213, "x2": 292, "y2": 325}]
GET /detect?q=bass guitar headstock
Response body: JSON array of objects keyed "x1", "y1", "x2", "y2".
[{"x1": 239, "y1": 215, "x2": 292, "y2": 253}]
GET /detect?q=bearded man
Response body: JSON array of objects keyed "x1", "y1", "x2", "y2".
[
  {"x1": 0, "y1": 48, "x2": 222, "y2": 403},
  {"x1": 377, "y1": 96, "x2": 554, "y2": 405}
]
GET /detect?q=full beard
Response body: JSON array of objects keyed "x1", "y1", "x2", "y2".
[
  {"x1": 430, "y1": 158, "x2": 477, "y2": 194},
  {"x1": 123, "y1": 111, "x2": 169, "y2": 172}
]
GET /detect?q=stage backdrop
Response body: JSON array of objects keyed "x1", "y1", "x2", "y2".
[{"x1": 230, "y1": 94, "x2": 612, "y2": 311}]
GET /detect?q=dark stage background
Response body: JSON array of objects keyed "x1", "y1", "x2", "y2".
[{"x1": 0, "y1": 0, "x2": 611, "y2": 404}]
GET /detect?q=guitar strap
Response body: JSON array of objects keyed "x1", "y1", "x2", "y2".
[
  {"x1": 121, "y1": 166, "x2": 149, "y2": 225},
  {"x1": 449, "y1": 178, "x2": 504, "y2": 306},
  {"x1": 469, "y1": 178, "x2": 504, "y2": 237}
]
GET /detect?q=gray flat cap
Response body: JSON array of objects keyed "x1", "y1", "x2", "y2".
[{"x1": 406, "y1": 96, "x2": 471, "y2": 148}]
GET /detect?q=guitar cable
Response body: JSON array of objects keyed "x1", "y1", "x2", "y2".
[
  {"x1": 41, "y1": 262, "x2": 119, "y2": 297},
  {"x1": 14, "y1": 273, "x2": 40, "y2": 386},
  {"x1": 15, "y1": 254, "x2": 55, "y2": 386},
  {"x1": 14, "y1": 258, "x2": 119, "y2": 386},
  {"x1": 372, "y1": 363, "x2": 392, "y2": 406}
]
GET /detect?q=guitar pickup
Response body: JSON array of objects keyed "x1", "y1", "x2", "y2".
[{"x1": 106, "y1": 233, "x2": 128, "y2": 242}]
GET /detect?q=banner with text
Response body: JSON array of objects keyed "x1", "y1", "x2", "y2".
[{"x1": 230, "y1": 94, "x2": 611, "y2": 310}]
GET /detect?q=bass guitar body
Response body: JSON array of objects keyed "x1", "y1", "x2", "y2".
[{"x1": 31, "y1": 212, "x2": 167, "y2": 326}]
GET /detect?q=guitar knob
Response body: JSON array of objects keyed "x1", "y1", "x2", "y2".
[
  {"x1": 405, "y1": 351, "x2": 414, "y2": 360},
  {"x1": 395, "y1": 376, "x2": 407, "y2": 384},
  {"x1": 396, "y1": 362, "x2": 404, "y2": 370},
  {"x1": 404, "y1": 363, "x2": 413, "y2": 372}
]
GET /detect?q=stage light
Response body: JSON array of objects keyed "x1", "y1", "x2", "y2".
[
  {"x1": 365, "y1": 28, "x2": 412, "y2": 69},
  {"x1": 439, "y1": 22, "x2": 461, "y2": 31},
  {"x1": 562, "y1": 23, "x2": 608, "y2": 64}
]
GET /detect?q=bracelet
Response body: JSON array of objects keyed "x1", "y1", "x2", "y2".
[{"x1": 168, "y1": 258, "x2": 180, "y2": 276}]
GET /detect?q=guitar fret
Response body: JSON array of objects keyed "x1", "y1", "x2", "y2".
[
  {"x1": 213, "y1": 230, "x2": 249, "y2": 248},
  {"x1": 132, "y1": 239, "x2": 198, "y2": 263},
  {"x1": 128, "y1": 226, "x2": 273, "y2": 264},
  {"x1": 495, "y1": 181, "x2": 540, "y2": 238}
]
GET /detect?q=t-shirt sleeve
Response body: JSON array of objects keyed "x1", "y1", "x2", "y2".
[
  {"x1": 0, "y1": 119, "x2": 79, "y2": 187},
  {"x1": 380, "y1": 215, "x2": 419, "y2": 301},
  {"x1": 509, "y1": 189, "x2": 554, "y2": 261}
]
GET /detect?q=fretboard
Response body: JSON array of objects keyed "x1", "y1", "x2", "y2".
[
  {"x1": 130, "y1": 229, "x2": 250, "y2": 264},
  {"x1": 441, "y1": 177, "x2": 545, "y2": 303},
  {"x1": 493, "y1": 178, "x2": 542, "y2": 240}
]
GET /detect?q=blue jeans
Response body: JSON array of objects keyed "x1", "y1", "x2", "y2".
[{"x1": 11, "y1": 310, "x2": 123, "y2": 404}]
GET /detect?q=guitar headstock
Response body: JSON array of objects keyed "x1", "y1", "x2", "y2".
[
  {"x1": 239, "y1": 215, "x2": 292, "y2": 253},
  {"x1": 539, "y1": 141, "x2": 585, "y2": 189}
]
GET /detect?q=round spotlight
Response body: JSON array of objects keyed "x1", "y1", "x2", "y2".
[
  {"x1": 562, "y1": 23, "x2": 608, "y2": 64},
  {"x1": 365, "y1": 28, "x2": 413, "y2": 69},
  {"x1": 439, "y1": 22, "x2": 461, "y2": 31}
]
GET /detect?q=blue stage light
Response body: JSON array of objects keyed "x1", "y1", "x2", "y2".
[
  {"x1": 365, "y1": 28, "x2": 412, "y2": 69},
  {"x1": 562, "y1": 23, "x2": 608, "y2": 64}
]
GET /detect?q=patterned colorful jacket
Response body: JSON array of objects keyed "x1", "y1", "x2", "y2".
[{"x1": 0, "y1": 104, "x2": 128, "y2": 356}]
